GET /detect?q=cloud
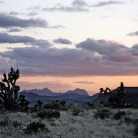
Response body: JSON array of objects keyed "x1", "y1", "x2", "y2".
[
  {"x1": 43, "y1": 6, "x2": 89, "y2": 12},
  {"x1": 76, "y1": 38, "x2": 134, "y2": 63},
  {"x1": 28, "y1": 11, "x2": 39, "y2": 16},
  {"x1": 9, "y1": 12, "x2": 24, "y2": 15},
  {"x1": 0, "y1": 1, "x2": 4, "y2": 3},
  {"x1": 42, "y1": 0, "x2": 89, "y2": 12},
  {"x1": 17, "y1": 81, "x2": 72, "y2": 91},
  {"x1": 93, "y1": 1, "x2": 124, "y2": 7},
  {"x1": 0, "y1": 32, "x2": 52, "y2": 48},
  {"x1": 28, "y1": 5, "x2": 42, "y2": 11},
  {"x1": 74, "y1": 81, "x2": 96, "y2": 84},
  {"x1": 48, "y1": 25, "x2": 65, "y2": 29},
  {"x1": 131, "y1": 44, "x2": 138, "y2": 56},
  {"x1": 127, "y1": 31, "x2": 138, "y2": 36},
  {"x1": 53, "y1": 38, "x2": 72, "y2": 44},
  {"x1": 76, "y1": 38, "x2": 128, "y2": 54},
  {"x1": 7, "y1": 27, "x2": 21, "y2": 32},
  {"x1": 0, "y1": 38, "x2": 138, "y2": 76},
  {"x1": 72, "y1": 0, "x2": 88, "y2": 7},
  {"x1": 0, "y1": 13, "x2": 48, "y2": 28}
]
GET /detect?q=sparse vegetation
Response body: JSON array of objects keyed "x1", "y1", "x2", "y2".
[
  {"x1": 0, "y1": 105, "x2": 138, "y2": 138},
  {"x1": 23, "y1": 121, "x2": 48, "y2": 134},
  {"x1": 12, "y1": 120, "x2": 21, "y2": 128},
  {"x1": 113, "y1": 111, "x2": 126, "y2": 120},
  {"x1": 0, "y1": 116, "x2": 9, "y2": 127},
  {"x1": 94, "y1": 108, "x2": 111, "y2": 119}
]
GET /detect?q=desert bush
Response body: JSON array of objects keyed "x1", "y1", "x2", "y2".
[
  {"x1": 37, "y1": 110, "x2": 47, "y2": 119},
  {"x1": 0, "y1": 116, "x2": 9, "y2": 127},
  {"x1": 132, "y1": 118, "x2": 138, "y2": 125},
  {"x1": 113, "y1": 111, "x2": 126, "y2": 120},
  {"x1": 12, "y1": 120, "x2": 21, "y2": 128},
  {"x1": 72, "y1": 109, "x2": 80, "y2": 116},
  {"x1": 124, "y1": 117, "x2": 133, "y2": 125},
  {"x1": 43, "y1": 102, "x2": 62, "y2": 110},
  {"x1": 94, "y1": 108, "x2": 111, "y2": 119},
  {"x1": 23, "y1": 121, "x2": 48, "y2": 134},
  {"x1": 60, "y1": 101, "x2": 66, "y2": 107},
  {"x1": 134, "y1": 124, "x2": 138, "y2": 135},
  {"x1": 37, "y1": 110, "x2": 60, "y2": 119},
  {"x1": 65, "y1": 102, "x2": 75, "y2": 109},
  {"x1": 52, "y1": 110, "x2": 60, "y2": 118},
  {"x1": 0, "y1": 108, "x2": 8, "y2": 114}
]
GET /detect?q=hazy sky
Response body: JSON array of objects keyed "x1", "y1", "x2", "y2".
[{"x1": 0, "y1": 0, "x2": 138, "y2": 95}]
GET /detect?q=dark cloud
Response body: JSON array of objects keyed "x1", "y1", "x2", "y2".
[
  {"x1": 76, "y1": 38, "x2": 134, "y2": 63},
  {"x1": 0, "y1": 32, "x2": 52, "y2": 48},
  {"x1": 127, "y1": 31, "x2": 138, "y2": 36},
  {"x1": 42, "y1": 0, "x2": 89, "y2": 12},
  {"x1": 74, "y1": 81, "x2": 96, "y2": 84},
  {"x1": 7, "y1": 27, "x2": 21, "y2": 32},
  {"x1": 131, "y1": 44, "x2": 138, "y2": 56},
  {"x1": 0, "y1": 38, "x2": 138, "y2": 76},
  {"x1": 53, "y1": 38, "x2": 72, "y2": 44},
  {"x1": 93, "y1": 1, "x2": 124, "y2": 7},
  {"x1": 76, "y1": 38, "x2": 129, "y2": 55},
  {"x1": 0, "y1": 13, "x2": 48, "y2": 28},
  {"x1": 0, "y1": 1, "x2": 4, "y2": 3}
]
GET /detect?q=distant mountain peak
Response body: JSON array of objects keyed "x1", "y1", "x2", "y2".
[
  {"x1": 66, "y1": 88, "x2": 89, "y2": 96},
  {"x1": 20, "y1": 87, "x2": 89, "y2": 96}
]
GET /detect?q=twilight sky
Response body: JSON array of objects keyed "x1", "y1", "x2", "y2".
[{"x1": 0, "y1": 0, "x2": 138, "y2": 95}]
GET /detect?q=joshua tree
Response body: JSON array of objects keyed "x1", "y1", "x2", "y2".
[
  {"x1": 99, "y1": 87, "x2": 111, "y2": 95},
  {"x1": 0, "y1": 67, "x2": 20, "y2": 110},
  {"x1": 108, "y1": 82, "x2": 129, "y2": 108}
]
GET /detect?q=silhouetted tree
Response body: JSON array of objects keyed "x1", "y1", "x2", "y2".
[
  {"x1": 0, "y1": 67, "x2": 20, "y2": 110},
  {"x1": 99, "y1": 87, "x2": 111, "y2": 95},
  {"x1": 108, "y1": 82, "x2": 129, "y2": 108}
]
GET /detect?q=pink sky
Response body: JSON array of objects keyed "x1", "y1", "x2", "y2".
[{"x1": 0, "y1": 0, "x2": 138, "y2": 96}]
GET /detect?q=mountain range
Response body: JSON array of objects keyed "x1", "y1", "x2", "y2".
[
  {"x1": 19, "y1": 88, "x2": 99, "y2": 106},
  {"x1": 19, "y1": 87, "x2": 138, "y2": 106},
  {"x1": 20, "y1": 88, "x2": 89, "y2": 96}
]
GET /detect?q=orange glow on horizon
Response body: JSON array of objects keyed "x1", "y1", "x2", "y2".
[{"x1": 17, "y1": 75, "x2": 138, "y2": 96}]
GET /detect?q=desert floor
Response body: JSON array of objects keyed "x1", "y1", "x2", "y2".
[{"x1": 0, "y1": 103, "x2": 138, "y2": 138}]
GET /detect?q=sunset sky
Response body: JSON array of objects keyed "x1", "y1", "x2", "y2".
[{"x1": 0, "y1": 0, "x2": 138, "y2": 95}]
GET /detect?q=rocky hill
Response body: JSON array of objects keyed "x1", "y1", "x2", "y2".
[{"x1": 93, "y1": 87, "x2": 138, "y2": 105}]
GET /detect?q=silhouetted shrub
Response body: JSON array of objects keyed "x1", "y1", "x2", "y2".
[
  {"x1": 94, "y1": 108, "x2": 111, "y2": 119},
  {"x1": 124, "y1": 117, "x2": 133, "y2": 125},
  {"x1": 52, "y1": 110, "x2": 60, "y2": 118},
  {"x1": 113, "y1": 111, "x2": 126, "y2": 120},
  {"x1": 72, "y1": 109, "x2": 80, "y2": 116},
  {"x1": 60, "y1": 101, "x2": 66, "y2": 107},
  {"x1": 133, "y1": 119, "x2": 138, "y2": 125},
  {"x1": 12, "y1": 120, "x2": 21, "y2": 128},
  {"x1": 0, "y1": 117, "x2": 9, "y2": 127},
  {"x1": 24, "y1": 121, "x2": 48, "y2": 134},
  {"x1": 134, "y1": 124, "x2": 138, "y2": 135},
  {"x1": 37, "y1": 110, "x2": 60, "y2": 119},
  {"x1": 37, "y1": 110, "x2": 47, "y2": 119},
  {"x1": 43, "y1": 102, "x2": 60, "y2": 110},
  {"x1": 0, "y1": 108, "x2": 8, "y2": 113}
]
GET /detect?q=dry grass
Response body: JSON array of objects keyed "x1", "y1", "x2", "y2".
[{"x1": 0, "y1": 104, "x2": 138, "y2": 138}]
